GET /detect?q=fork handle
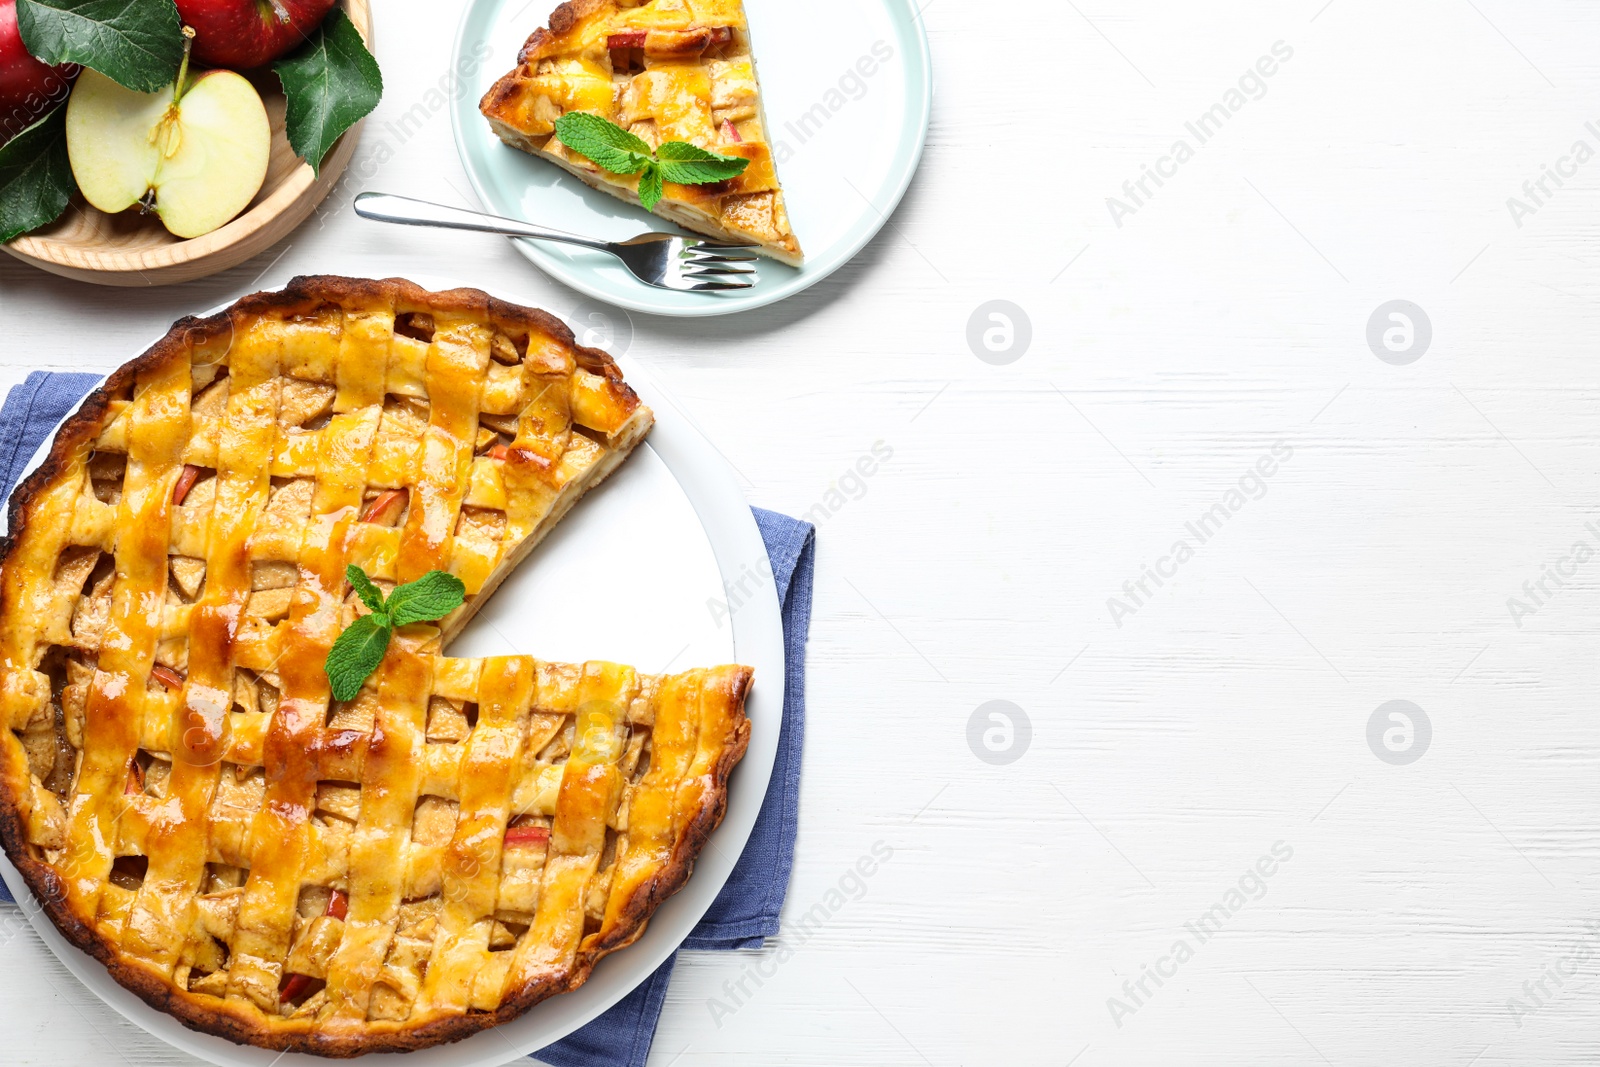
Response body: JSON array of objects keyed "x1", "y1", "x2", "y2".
[{"x1": 353, "y1": 193, "x2": 611, "y2": 253}]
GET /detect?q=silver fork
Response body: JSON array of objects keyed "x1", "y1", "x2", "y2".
[{"x1": 353, "y1": 193, "x2": 758, "y2": 293}]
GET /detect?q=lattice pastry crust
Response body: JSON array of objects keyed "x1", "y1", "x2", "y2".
[
  {"x1": 0, "y1": 277, "x2": 753, "y2": 1056},
  {"x1": 481, "y1": 0, "x2": 804, "y2": 265}
]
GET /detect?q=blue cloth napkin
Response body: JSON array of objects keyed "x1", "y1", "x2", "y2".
[
  {"x1": 0, "y1": 371, "x2": 814, "y2": 1067},
  {"x1": 0, "y1": 371, "x2": 101, "y2": 504}
]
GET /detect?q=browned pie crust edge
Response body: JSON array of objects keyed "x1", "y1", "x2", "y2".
[{"x1": 0, "y1": 275, "x2": 754, "y2": 1057}]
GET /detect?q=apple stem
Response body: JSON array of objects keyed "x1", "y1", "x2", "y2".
[
  {"x1": 174, "y1": 26, "x2": 196, "y2": 102},
  {"x1": 148, "y1": 26, "x2": 198, "y2": 164}
]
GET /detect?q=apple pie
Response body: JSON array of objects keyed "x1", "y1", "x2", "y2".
[
  {"x1": 0, "y1": 276, "x2": 753, "y2": 1056},
  {"x1": 481, "y1": 0, "x2": 803, "y2": 265}
]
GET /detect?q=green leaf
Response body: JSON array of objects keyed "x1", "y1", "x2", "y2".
[
  {"x1": 658, "y1": 158, "x2": 749, "y2": 185},
  {"x1": 549, "y1": 115, "x2": 747, "y2": 205},
  {"x1": 637, "y1": 162, "x2": 664, "y2": 211},
  {"x1": 324, "y1": 613, "x2": 391, "y2": 702},
  {"x1": 15, "y1": 0, "x2": 181, "y2": 93},
  {"x1": 582, "y1": 143, "x2": 651, "y2": 175},
  {"x1": 554, "y1": 112, "x2": 653, "y2": 175},
  {"x1": 345, "y1": 564, "x2": 386, "y2": 614},
  {"x1": 656, "y1": 142, "x2": 749, "y2": 185},
  {"x1": 386, "y1": 570, "x2": 466, "y2": 627},
  {"x1": 274, "y1": 7, "x2": 383, "y2": 175},
  {"x1": 656, "y1": 142, "x2": 728, "y2": 162},
  {"x1": 0, "y1": 105, "x2": 73, "y2": 243}
]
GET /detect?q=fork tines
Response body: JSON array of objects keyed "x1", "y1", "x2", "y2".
[{"x1": 681, "y1": 243, "x2": 760, "y2": 289}]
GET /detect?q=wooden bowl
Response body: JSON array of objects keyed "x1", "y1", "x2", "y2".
[{"x1": 1, "y1": 0, "x2": 372, "y2": 287}]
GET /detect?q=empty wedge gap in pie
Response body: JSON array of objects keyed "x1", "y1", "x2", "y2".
[{"x1": 0, "y1": 276, "x2": 754, "y2": 1056}]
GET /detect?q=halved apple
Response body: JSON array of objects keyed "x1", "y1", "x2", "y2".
[{"x1": 65, "y1": 65, "x2": 270, "y2": 239}]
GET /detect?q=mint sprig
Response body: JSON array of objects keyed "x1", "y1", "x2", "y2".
[
  {"x1": 553, "y1": 112, "x2": 749, "y2": 211},
  {"x1": 324, "y1": 565, "x2": 465, "y2": 701}
]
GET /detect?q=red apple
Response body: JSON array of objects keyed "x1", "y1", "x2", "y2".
[
  {"x1": 0, "y1": 0, "x2": 77, "y2": 141},
  {"x1": 175, "y1": 0, "x2": 338, "y2": 70}
]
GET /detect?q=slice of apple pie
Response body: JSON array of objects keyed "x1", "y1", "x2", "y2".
[
  {"x1": 0, "y1": 276, "x2": 752, "y2": 1055},
  {"x1": 481, "y1": 0, "x2": 803, "y2": 265}
]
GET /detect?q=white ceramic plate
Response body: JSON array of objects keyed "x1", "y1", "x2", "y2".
[
  {"x1": 0, "y1": 291, "x2": 785, "y2": 1066},
  {"x1": 449, "y1": 0, "x2": 933, "y2": 317}
]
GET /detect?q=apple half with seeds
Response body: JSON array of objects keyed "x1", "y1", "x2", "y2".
[{"x1": 65, "y1": 47, "x2": 269, "y2": 239}]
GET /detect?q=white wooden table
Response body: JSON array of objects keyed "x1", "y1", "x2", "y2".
[{"x1": 6, "y1": 1, "x2": 1600, "y2": 1063}]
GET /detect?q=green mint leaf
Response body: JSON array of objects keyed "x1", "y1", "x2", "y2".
[
  {"x1": 657, "y1": 157, "x2": 749, "y2": 185},
  {"x1": 274, "y1": 7, "x2": 383, "y2": 175},
  {"x1": 657, "y1": 141, "x2": 750, "y2": 185},
  {"x1": 15, "y1": 0, "x2": 181, "y2": 93},
  {"x1": 655, "y1": 142, "x2": 723, "y2": 162},
  {"x1": 385, "y1": 570, "x2": 466, "y2": 627},
  {"x1": 588, "y1": 145, "x2": 652, "y2": 175},
  {"x1": 554, "y1": 112, "x2": 651, "y2": 175},
  {"x1": 637, "y1": 162, "x2": 664, "y2": 211},
  {"x1": 0, "y1": 105, "x2": 73, "y2": 243},
  {"x1": 325, "y1": 613, "x2": 391, "y2": 702},
  {"x1": 345, "y1": 564, "x2": 386, "y2": 614},
  {"x1": 656, "y1": 140, "x2": 750, "y2": 185}
]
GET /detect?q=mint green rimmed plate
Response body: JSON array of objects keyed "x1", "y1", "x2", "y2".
[{"x1": 450, "y1": 0, "x2": 932, "y2": 317}]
